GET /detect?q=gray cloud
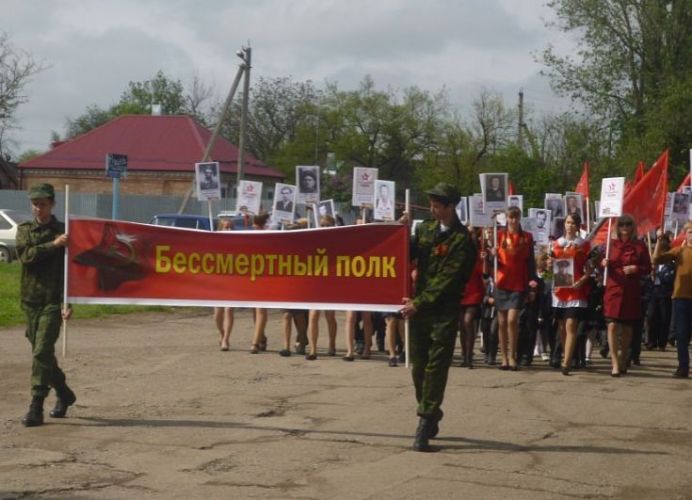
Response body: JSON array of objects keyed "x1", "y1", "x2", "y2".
[{"x1": 5, "y1": 0, "x2": 572, "y2": 155}]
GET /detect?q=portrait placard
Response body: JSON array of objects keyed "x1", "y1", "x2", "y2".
[
  {"x1": 373, "y1": 180, "x2": 395, "y2": 221},
  {"x1": 196, "y1": 161, "x2": 221, "y2": 201},
  {"x1": 598, "y1": 177, "x2": 625, "y2": 218},
  {"x1": 352, "y1": 167, "x2": 378, "y2": 207}
]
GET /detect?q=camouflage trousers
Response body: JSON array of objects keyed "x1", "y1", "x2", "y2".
[
  {"x1": 410, "y1": 308, "x2": 458, "y2": 418},
  {"x1": 23, "y1": 302, "x2": 66, "y2": 398}
]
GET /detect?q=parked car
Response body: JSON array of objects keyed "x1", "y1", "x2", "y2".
[
  {"x1": 148, "y1": 213, "x2": 215, "y2": 231},
  {"x1": 0, "y1": 209, "x2": 34, "y2": 262}
]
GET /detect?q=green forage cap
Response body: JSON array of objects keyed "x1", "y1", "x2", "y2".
[
  {"x1": 28, "y1": 183, "x2": 55, "y2": 200},
  {"x1": 425, "y1": 182, "x2": 460, "y2": 205}
]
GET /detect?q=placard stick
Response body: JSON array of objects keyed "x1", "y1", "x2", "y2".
[
  {"x1": 208, "y1": 200, "x2": 213, "y2": 231},
  {"x1": 493, "y1": 218, "x2": 498, "y2": 283},
  {"x1": 603, "y1": 217, "x2": 613, "y2": 286},
  {"x1": 62, "y1": 185, "x2": 70, "y2": 358},
  {"x1": 405, "y1": 188, "x2": 410, "y2": 369}
]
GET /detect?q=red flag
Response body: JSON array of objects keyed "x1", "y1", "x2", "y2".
[
  {"x1": 508, "y1": 181, "x2": 516, "y2": 196},
  {"x1": 589, "y1": 150, "x2": 669, "y2": 245},
  {"x1": 676, "y1": 173, "x2": 691, "y2": 193},
  {"x1": 633, "y1": 161, "x2": 646, "y2": 185},
  {"x1": 574, "y1": 162, "x2": 590, "y2": 200}
]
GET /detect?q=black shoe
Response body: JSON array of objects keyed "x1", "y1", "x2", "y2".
[
  {"x1": 279, "y1": 349, "x2": 291, "y2": 357},
  {"x1": 673, "y1": 368, "x2": 689, "y2": 378},
  {"x1": 50, "y1": 385, "x2": 76, "y2": 418},
  {"x1": 398, "y1": 351, "x2": 406, "y2": 363},
  {"x1": 294, "y1": 343, "x2": 306, "y2": 355},
  {"x1": 22, "y1": 396, "x2": 44, "y2": 427},
  {"x1": 412, "y1": 417, "x2": 433, "y2": 452},
  {"x1": 428, "y1": 409, "x2": 443, "y2": 439},
  {"x1": 632, "y1": 358, "x2": 641, "y2": 366},
  {"x1": 561, "y1": 366, "x2": 570, "y2": 376},
  {"x1": 599, "y1": 347, "x2": 609, "y2": 359},
  {"x1": 305, "y1": 353, "x2": 317, "y2": 360},
  {"x1": 388, "y1": 357, "x2": 398, "y2": 367}
]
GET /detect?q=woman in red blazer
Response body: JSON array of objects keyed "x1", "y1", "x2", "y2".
[{"x1": 601, "y1": 214, "x2": 651, "y2": 376}]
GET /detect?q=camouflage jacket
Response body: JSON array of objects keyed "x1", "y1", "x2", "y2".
[
  {"x1": 411, "y1": 217, "x2": 477, "y2": 312},
  {"x1": 16, "y1": 216, "x2": 66, "y2": 305}
]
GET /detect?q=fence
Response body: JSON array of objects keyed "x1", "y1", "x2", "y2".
[{"x1": 0, "y1": 190, "x2": 363, "y2": 225}]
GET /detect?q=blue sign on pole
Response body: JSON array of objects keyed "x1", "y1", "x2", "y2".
[
  {"x1": 106, "y1": 153, "x2": 128, "y2": 179},
  {"x1": 106, "y1": 154, "x2": 128, "y2": 219}
]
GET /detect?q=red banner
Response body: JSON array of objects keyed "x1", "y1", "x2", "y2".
[{"x1": 67, "y1": 218, "x2": 410, "y2": 311}]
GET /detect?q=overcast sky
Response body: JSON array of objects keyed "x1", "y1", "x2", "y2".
[{"x1": 4, "y1": 0, "x2": 576, "y2": 155}]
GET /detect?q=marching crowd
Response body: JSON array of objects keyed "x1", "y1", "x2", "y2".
[
  {"x1": 213, "y1": 207, "x2": 692, "y2": 381},
  {"x1": 15, "y1": 181, "x2": 691, "y2": 434}
]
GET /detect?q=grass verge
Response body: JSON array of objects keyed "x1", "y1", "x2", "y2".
[{"x1": 0, "y1": 262, "x2": 195, "y2": 328}]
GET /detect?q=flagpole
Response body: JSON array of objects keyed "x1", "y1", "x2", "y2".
[
  {"x1": 603, "y1": 217, "x2": 612, "y2": 286},
  {"x1": 404, "y1": 188, "x2": 410, "y2": 369},
  {"x1": 62, "y1": 185, "x2": 70, "y2": 358},
  {"x1": 493, "y1": 218, "x2": 498, "y2": 284}
]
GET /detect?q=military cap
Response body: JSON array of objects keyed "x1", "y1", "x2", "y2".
[
  {"x1": 425, "y1": 182, "x2": 460, "y2": 205},
  {"x1": 28, "y1": 183, "x2": 55, "y2": 200}
]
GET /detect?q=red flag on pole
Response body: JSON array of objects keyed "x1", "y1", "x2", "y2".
[
  {"x1": 574, "y1": 162, "x2": 590, "y2": 199},
  {"x1": 633, "y1": 161, "x2": 646, "y2": 185},
  {"x1": 508, "y1": 181, "x2": 516, "y2": 196},
  {"x1": 589, "y1": 150, "x2": 669, "y2": 245},
  {"x1": 676, "y1": 173, "x2": 691, "y2": 193}
]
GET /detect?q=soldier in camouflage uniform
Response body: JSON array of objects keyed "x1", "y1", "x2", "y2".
[
  {"x1": 16, "y1": 184, "x2": 76, "y2": 427},
  {"x1": 400, "y1": 183, "x2": 477, "y2": 452}
]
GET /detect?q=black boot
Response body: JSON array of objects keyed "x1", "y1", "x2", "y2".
[
  {"x1": 50, "y1": 384, "x2": 77, "y2": 418},
  {"x1": 428, "y1": 409, "x2": 443, "y2": 439},
  {"x1": 22, "y1": 396, "x2": 45, "y2": 427},
  {"x1": 412, "y1": 417, "x2": 434, "y2": 452}
]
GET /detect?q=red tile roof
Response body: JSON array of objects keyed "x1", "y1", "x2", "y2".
[{"x1": 19, "y1": 115, "x2": 284, "y2": 179}]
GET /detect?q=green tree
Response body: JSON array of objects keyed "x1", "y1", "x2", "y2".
[
  {"x1": 63, "y1": 71, "x2": 212, "y2": 139},
  {"x1": 219, "y1": 76, "x2": 320, "y2": 171},
  {"x1": 541, "y1": 0, "x2": 692, "y2": 166},
  {"x1": 0, "y1": 32, "x2": 42, "y2": 158}
]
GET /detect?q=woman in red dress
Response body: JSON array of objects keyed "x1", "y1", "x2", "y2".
[{"x1": 601, "y1": 214, "x2": 651, "y2": 376}]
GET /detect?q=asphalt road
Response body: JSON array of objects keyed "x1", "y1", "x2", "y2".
[{"x1": 2, "y1": 309, "x2": 691, "y2": 499}]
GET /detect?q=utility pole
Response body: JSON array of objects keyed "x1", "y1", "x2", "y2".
[
  {"x1": 517, "y1": 89, "x2": 524, "y2": 149},
  {"x1": 177, "y1": 48, "x2": 247, "y2": 213},
  {"x1": 236, "y1": 45, "x2": 251, "y2": 185}
]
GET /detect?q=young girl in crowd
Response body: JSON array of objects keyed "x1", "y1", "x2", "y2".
[
  {"x1": 550, "y1": 213, "x2": 591, "y2": 375},
  {"x1": 214, "y1": 217, "x2": 234, "y2": 351},
  {"x1": 306, "y1": 215, "x2": 338, "y2": 360},
  {"x1": 488, "y1": 206, "x2": 535, "y2": 370},
  {"x1": 458, "y1": 227, "x2": 485, "y2": 368}
]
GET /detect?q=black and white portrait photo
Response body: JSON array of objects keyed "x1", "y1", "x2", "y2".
[
  {"x1": 564, "y1": 194, "x2": 583, "y2": 220},
  {"x1": 508, "y1": 195, "x2": 523, "y2": 213},
  {"x1": 545, "y1": 194, "x2": 565, "y2": 218},
  {"x1": 553, "y1": 258, "x2": 575, "y2": 288},
  {"x1": 272, "y1": 183, "x2": 297, "y2": 225},
  {"x1": 313, "y1": 199, "x2": 335, "y2": 227},
  {"x1": 373, "y1": 180, "x2": 395, "y2": 221},
  {"x1": 296, "y1": 165, "x2": 320, "y2": 205},
  {"x1": 195, "y1": 161, "x2": 221, "y2": 201},
  {"x1": 484, "y1": 174, "x2": 506, "y2": 202}
]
